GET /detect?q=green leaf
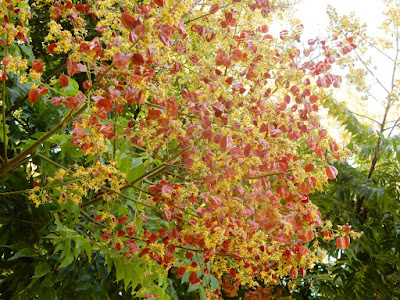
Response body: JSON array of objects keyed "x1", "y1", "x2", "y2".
[
  {"x1": 34, "y1": 261, "x2": 51, "y2": 278},
  {"x1": 118, "y1": 157, "x2": 146, "y2": 183},
  {"x1": 39, "y1": 286, "x2": 56, "y2": 300},
  {"x1": 187, "y1": 284, "x2": 199, "y2": 292},
  {"x1": 199, "y1": 286, "x2": 207, "y2": 300},
  {"x1": 181, "y1": 271, "x2": 189, "y2": 284},
  {"x1": 8, "y1": 247, "x2": 37, "y2": 260},
  {"x1": 74, "y1": 237, "x2": 92, "y2": 262},
  {"x1": 113, "y1": 256, "x2": 143, "y2": 291},
  {"x1": 19, "y1": 44, "x2": 35, "y2": 63},
  {"x1": 62, "y1": 77, "x2": 80, "y2": 96},
  {"x1": 58, "y1": 255, "x2": 73, "y2": 269},
  {"x1": 210, "y1": 275, "x2": 219, "y2": 291},
  {"x1": 2, "y1": 241, "x2": 30, "y2": 250}
]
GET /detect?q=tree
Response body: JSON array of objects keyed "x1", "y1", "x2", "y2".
[
  {"x1": 291, "y1": 1, "x2": 400, "y2": 299},
  {"x1": 0, "y1": 0, "x2": 354, "y2": 299}
]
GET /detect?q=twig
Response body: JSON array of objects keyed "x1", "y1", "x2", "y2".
[{"x1": 247, "y1": 170, "x2": 293, "y2": 180}]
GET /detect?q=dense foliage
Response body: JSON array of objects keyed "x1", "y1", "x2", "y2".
[{"x1": 0, "y1": 0, "x2": 369, "y2": 299}]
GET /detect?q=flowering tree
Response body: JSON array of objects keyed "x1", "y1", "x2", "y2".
[{"x1": 0, "y1": 0, "x2": 358, "y2": 298}]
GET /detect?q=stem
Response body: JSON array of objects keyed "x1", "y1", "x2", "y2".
[
  {"x1": 248, "y1": 170, "x2": 293, "y2": 179},
  {"x1": 81, "y1": 210, "x2": 107, "y2": 228},
  {"x1": 122, "y1": 147, "x2": 188, "y2": 190},
  {"x1": 184, "y1": 5, "x2": 229, "y2": 25},
  {"x1": 2, "y1": 33, "x2": 9, "y2": 162},
  {"x1": 36, "y1": 153, "x2": 71, "y2": 172},
  {"x1": 101, "y1": 186, "x2": 188, "y2": 224},
  {"x1": 113, "y1": 113, "x2": 117, "y2": 159}
]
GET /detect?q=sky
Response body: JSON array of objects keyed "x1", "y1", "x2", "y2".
[
  {"x1": 295, "y1": 0, "x2": 393, "y2": 134},
  {"x1": 296, "y1": 0, "x2": 385, "y2": 39}
]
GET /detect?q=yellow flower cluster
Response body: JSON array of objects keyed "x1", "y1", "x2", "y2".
[{"x1": 49, "y1": 160, "x2": 126, "y2": 205}]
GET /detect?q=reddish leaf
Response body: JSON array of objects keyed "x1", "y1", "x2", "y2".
[
  {"x1": 75, "y1": 4, "x2": 85, "y2": 11},
  {"x1": 101, "y1": 232, "x2": 112, "y2": 241},
  {"x1": 135, "y1": 24, "x2": 146, "y2": 37},
  {"x1": 59, "y1": 74, "x2": 69, "y2": 87},
  {"x1": 270, "y1": 128, "x2": 282, "y2": 138},
  {"x1": 326, "y1": 165, "x2": 338, "y2": 180},
  {"x1": 96, "y1": 24, "x2": 108, "y2": 33},
  {"x1": 209, "y1": 196, "x2": 222, "y2": 207},
  {"x1": 336, "y1": 237, "x2": 350, "y2": 249},
  {"x1": 323, "y1": 230, "x2": 332, "y2": 240},
  {"x1": 260, "y1": 24, "x2": 269, "y2": 33},
  {"x1": 51, "y1": 97, "x2": 63, "y2": 106},
  {"x1": 47, "y1": 43, "x2": 58, "y2": 54},
  {"x1": 164, "y1": 209, "x2": 172, "y2": 220},
  {"x1": 219, "y1": 135, "x2": 233, "y2": 152},
  {"x1": 93, "y1": 97, "x2": 113, "y2": 112},
  {"x1": 304, "y1": 164, "x2": 314, "y2": 172},
  {"x1": 114, "y1": 242, "x2": 121, "y2": 251},
  {"x1": 277, "y1": 186, "x2": 289, "y2": 199},
  {"x1": 170, "y1": 61, "x2": 181, "y2": 74},
  {"x1": 158, "y1": 25, "x2": 175, "y2": 47},
  {"x1": 64, "y1": 96, "x2": 79, "y2": 110},
  {"x1": 28, "y1": 89, "x2": 40, "y2": 104},
  {"x1": 121, "y1": 13, "x2": 136, "y2": 31},
  {"x1": 231, "y1": 49, "x2": 243, "y2": 61},
  {"x1": 95, "y1": 214, "x2": 105, "y2": 222},
  {"x1": 129, "y1": 32, "x2": 138, "y2": 43},
  {"x1": 289, "y1": 268, "x2": 298, "y2": 279},
  {"x1": 67, "y1": 59, "x2": 87, "y2": 76},
  {"x1": 307, "y1": 136, "x2": 317, "y2": 150},
  {"x1": 154, "y1": 0, "x2": 164, "y2": 6},
  {"x1": 136, "y1": 5, "x2": 153, "y2": 15},
  {"x1": 32, "y1": 60, "x2": 43, "y2": 73},
  {"x1": 147, "y1": 109, "x2": 162, "y2": 120},
  {"x1": 343, "y1": 225, "x2": 351, "y2": 233},
  {"x1": 100, "y1": 124, "x2": 114, "y2": 139},
  {"x1": 0, "y1": 70, "x2": 7, "y2": 81},
  {"x1": 125, "y1": 225, "x2": 136, "y2": 237},
  {"x1": 118, "y1": 216, "x2": 129, "y2": 224},
  {"x1": 158, "y1": 33, "x2": 173, "y2": 47},
  {"x1": 229, "y1": 268, "x2": 237, "y2": 278},
  {"x1": 177, "y1": 267, "x2": 186, "y2": 278},
  {"x1": 209, "y1": 4, "x2": 219, "y2": 14},
  {"x1": 38, "y1": 85, "x2": 48, "y2": 95},
  {"x1": 309, "y1": 95, "x2": 318, "y2": 103},
  {"x1": 113, "y1": 53, "x2": 132, "y2": 71},
  {"x1": 189, "y1": 272, "x2": 201, "y2": 285},
  {"x1": 132, "y1": 53, "x2": 144, "y2": 65},
  {"x1": 314, "y1": 147, "x2": 326, "y2": 158},
  {"x1": 330, "y1": 141, "x2": 339, "y2": 152},
  {"x1": 215, "y1": 52, "x2": 231, "y2": 67}
]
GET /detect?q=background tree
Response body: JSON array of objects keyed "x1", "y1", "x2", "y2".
[{"x1": 292, "y1": 1, "x2": 400, "y2": 299}]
